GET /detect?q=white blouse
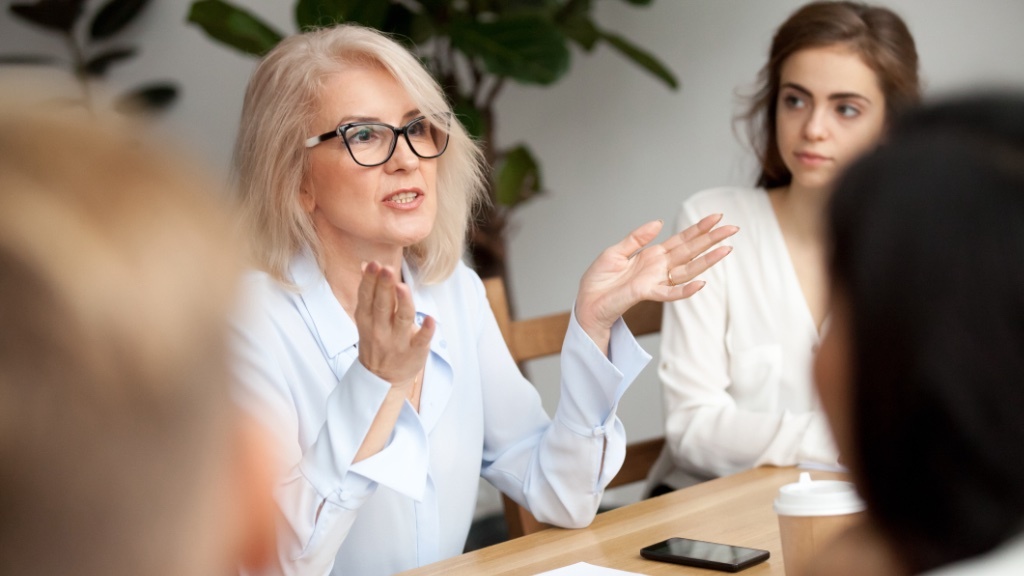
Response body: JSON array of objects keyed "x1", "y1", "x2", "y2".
[
  {"x1": 648, "y1": 187, "x2": 838, "y2": 490},
  {"x1": 233, "y1": 250, "x2": 651, "y2": 576}
]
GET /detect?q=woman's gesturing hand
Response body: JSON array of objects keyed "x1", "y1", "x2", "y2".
[
  {"x1": 575, "y1": 214, "x2": 738, "y2": 353},
  {"x1": 355, "y1": 261, "x2": 435, "y2": 391}
]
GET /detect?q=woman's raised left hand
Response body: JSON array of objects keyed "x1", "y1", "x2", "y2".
[{"x1": 575, "y1": 214, "x2": 738, "y2": 354}]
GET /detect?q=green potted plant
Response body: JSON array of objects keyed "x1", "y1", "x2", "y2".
[
  {"x1": 2, "y1": 0, "x2": 178, "y2": 114},
  {"x1": 188, "y1": 0, "x2": 677, "y2": 280}
]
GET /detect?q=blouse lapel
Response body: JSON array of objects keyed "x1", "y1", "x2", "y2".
[
  {"x1": 291, "y1": 252, "x2": 455, "y2": 436},
  {"x1": 402, "y1": 260, "x2": 454, "y2": 436}
]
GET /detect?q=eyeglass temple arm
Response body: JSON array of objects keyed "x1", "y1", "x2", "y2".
[{"x1": 304, "y1": 131, "x2": 338, "y2": 148}]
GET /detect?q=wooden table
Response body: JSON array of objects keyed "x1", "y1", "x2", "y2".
[{"x1": 399, "y1": 466, "x2": 848, "y2": 575}]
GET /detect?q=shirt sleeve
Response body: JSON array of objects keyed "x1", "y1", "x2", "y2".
[
  {"x1": 474, "y1": 276, "x2": 651, "y2": 528},
  {"x1": 233, "y1": 277, "x2": 429, "y2": 576},
  {"x1": 659, "y1": 199, "x2": 837, "y2": 482}
]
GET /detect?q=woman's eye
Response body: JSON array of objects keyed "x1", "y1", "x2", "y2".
[
  {"x1": 836, "y1": 104, "x2": 861, "y2": 118},
  {"x1": 407, "y1": 121, "x2": 427, "y2": 138},
  {"x1": 350, "y1": 127, "x2": 377, "y2": 143},
  {"x1": 783, "y1": 94, "x2": 805, "y2": 109}
]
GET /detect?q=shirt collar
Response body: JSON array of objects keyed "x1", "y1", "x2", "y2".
[{"x1": 288, "y1": 249, "x2": 443, "y2": 359}]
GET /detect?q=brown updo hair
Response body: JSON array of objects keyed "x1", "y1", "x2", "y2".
[{"x1": 743, "y1": 1, "x2": 921, "y2": 189}]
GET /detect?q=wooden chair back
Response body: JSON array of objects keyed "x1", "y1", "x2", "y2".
[{"x1": 482, "y1": 276, "x2": 666, "y2": 539}]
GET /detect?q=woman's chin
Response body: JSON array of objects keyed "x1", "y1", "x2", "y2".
[{"x1": 397, "y1": 230, "x2": 433, "y2": 250}]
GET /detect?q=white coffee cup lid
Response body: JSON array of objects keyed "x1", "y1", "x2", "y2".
[{"x1": 773, "y1": 472, "x2": 866, "y2": 517}]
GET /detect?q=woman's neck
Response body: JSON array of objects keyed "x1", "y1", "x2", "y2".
[
  {"x1": 319, "y1": 241, "x2": 405, "y2": 318},
  {"x1": 770, "y1": 182, "x2": 830, "y2": 243}
]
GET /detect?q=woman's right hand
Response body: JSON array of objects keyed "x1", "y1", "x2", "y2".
[{"x1": 355, "y1": 261, "x2": 435, "y2": 391}]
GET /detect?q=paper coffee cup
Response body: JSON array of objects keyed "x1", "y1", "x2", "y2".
[{"x1": 774, "y1": 472, "x2": 865, "y2": 576}]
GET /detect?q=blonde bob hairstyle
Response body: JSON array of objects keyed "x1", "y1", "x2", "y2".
[{"x1": 234, "y1": 24, "x2": 487, "y2": 285}]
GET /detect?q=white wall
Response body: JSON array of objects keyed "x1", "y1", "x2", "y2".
[{"x1": 5, "y1": 0, "x2": 1024, "y2": 514}]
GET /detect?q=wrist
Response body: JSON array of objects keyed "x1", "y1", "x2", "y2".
[
  {"x1": 382, "y1": 383, "x2": 411, "y2": 409},
  {"x1": 574, "y1": 300, "x2": 613, "y2": 334},
  {"x1": 385, "y1": 374, "x2": 417, "y2": 393},
  {"x1": 573, "y1": 303, "x2": 612, "y2": 357}
]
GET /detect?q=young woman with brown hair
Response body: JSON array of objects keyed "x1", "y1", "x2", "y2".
[{"x1": 650, "y1": 1, "x2": 921, "y2": 493}]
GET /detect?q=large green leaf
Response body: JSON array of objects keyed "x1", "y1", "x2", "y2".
[
  {"x1": 9, "y1": 0, "x2": 86, "y2": 33},
  {"x1": 600, "y1": 31, "x2": 678, "y2": 90},
  {"x1": 492, "y1": 0, "x2": 558, "y2": 17},
  {"x1": 495, "y1": 144, "x2": 542, "y2": 207},
  {"x1": 89, "y1": 0, "x2": 151, "y2": 40},
  {"x1": 295, "y1": 0, "x2": 388, "y2": 31},
  {"x1": 450, "y1": 15, "x2": 569, "y2": 85},
  {"x1": 294, "y1": 0, "x2": 426, "y2": 46},
  {"x1": 452, "y1": 97, "x2": 486, "y2": 141},
  {"x1": 382, "y1": 3, "x2": 428, "y2": 45},
  {"x1": 556, "y1": 0, "x2": 591, "y2": 20},
  {"x1": 415, "y1": 0, "x2": 449, "y2": 15},
  {"x1": 556, "y1": 0, "x2": 598, "y2": 51},
  {"x1": 296, "y1": 0, "x2": 344, "y2": 30},
  {"x1": 188, "y1": 0, "x2": 283, "y2": 57}
]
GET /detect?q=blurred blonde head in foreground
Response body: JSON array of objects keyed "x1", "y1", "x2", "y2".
[{"x1": 0, "y1": 91, "x2": 274, "y2": 576}]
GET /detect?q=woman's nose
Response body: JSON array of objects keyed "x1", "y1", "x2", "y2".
[
  {"x1": 385, "y1": 136, "x2": 419, "y2": 171},
  {"x1": 803, "y1": 109, "x2": 829, "y2": 141}
]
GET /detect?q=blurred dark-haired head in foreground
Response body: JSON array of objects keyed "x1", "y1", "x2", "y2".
[{"x1": 813, "y1": 92, "x2": 1024, "y2": 575}]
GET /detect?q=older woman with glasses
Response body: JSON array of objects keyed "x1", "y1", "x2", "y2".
[{"x1": 231, "y1": 24, "x2": 736, "y2": 576}]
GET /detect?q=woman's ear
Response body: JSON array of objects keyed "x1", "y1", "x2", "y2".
[{"x1": 232, "y1": 414, "x2": 278, "y2": 571}]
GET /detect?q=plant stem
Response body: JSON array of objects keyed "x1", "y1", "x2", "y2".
[
  {"x1": 64, "y1": 32, "x2": 93, "y2": 112},
  {"x1": 433, "y1": 37, "x2": 445, "y2": 79},
  {"x1": 482, "y1": 77, "x2": 505, "y2": 111},
  {"x1": 470, "y1": 61, "x2": 483, "y2": 102},
  {"x1": 445, "y1": 41, "x2": 458, "y2": 93}
]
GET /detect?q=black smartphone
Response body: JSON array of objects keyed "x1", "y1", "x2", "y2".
[{"x1": 640, "y1": 537, "x2": 770, "y2": 572}]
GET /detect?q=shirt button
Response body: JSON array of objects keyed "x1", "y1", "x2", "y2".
[{"x1": 440, "y1": 339, "x2": 447, "y2": 349}]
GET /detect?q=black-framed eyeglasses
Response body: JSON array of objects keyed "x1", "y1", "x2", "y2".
[{"x1": 304, "y1": 115, "x2": 450, "y2": 167}]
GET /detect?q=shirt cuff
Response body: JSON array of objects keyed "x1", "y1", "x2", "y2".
[
  {"x1": 555, "y1": 304, "x2": 652, "y2": 431},
  {"x1": 327, "y1": 408, "x2": 432, "y2": 508},
  {"x1": 347, "y1": 402, "x2": 429, "y2": 502},
  {"x1": 300, "y1": 362, "x2": 429, "y2": 504}
]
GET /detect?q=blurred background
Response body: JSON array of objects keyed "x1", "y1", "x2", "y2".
[{"x1": 4, "y1": 0, "x2": 1024, "y2": 525}]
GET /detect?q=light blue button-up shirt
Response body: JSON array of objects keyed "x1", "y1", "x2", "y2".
[{"x1": 233, "y1": 250, "x2": 650, "y2": 576}]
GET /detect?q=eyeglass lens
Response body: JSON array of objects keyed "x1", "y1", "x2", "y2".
[{"x1": 342, "y1": 117, "x2": 448, "y2": 166}]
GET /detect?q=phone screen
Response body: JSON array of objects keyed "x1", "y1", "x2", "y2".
[{"x1": 640, "y1": 537, "x2": 770, "y2": 572}]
